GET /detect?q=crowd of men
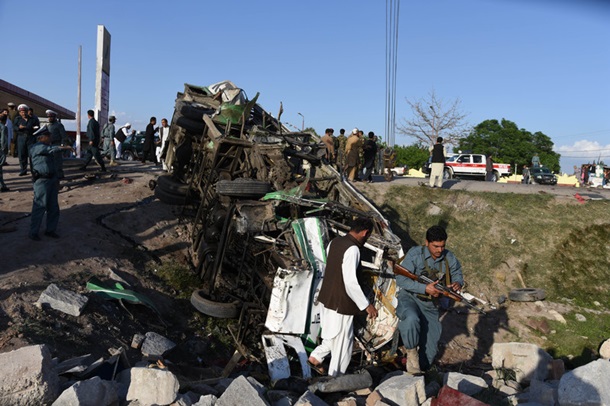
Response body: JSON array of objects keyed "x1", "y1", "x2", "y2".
[
  {"x1": 320, "y1": 127, "x2": 379, "y2": 183},
  {"x1": 0, "y1": 102, "x2": 172, "y2": 240}
]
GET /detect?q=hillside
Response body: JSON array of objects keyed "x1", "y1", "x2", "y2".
[{"x1": 358, "y1": 181, "x2": 610, "y2": 368}]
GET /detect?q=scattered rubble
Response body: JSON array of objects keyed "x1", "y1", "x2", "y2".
[
  {"x1": 36, "y1": 283, "x2": 89, "y2": 317},
  {"x1": 1, "y1": 340, "x2": 610, "y2": 405}
]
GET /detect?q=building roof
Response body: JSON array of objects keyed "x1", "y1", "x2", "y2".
[{"x1": 0, "y1": 79, "x2": 75, "y2": 120}]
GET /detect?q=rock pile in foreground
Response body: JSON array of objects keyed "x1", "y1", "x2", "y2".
[{"x1": 1, "y1": 340, "x2": 610, "y2": 406}]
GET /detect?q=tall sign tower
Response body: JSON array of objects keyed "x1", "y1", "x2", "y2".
[{"x1": 95, "y1": 25, "x2": 111, "y2": 126}]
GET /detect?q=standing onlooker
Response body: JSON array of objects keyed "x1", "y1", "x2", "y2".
[
  {"x1": 485, "y1": 154, "x2": 494, "y2": 182},
  {"x1": 395, "y1": 225, "x2": 464, "y2": 374},
  {"x1": 101, "y1": 115, "x2": 118, "y2": 166},
  {"x1": 79, "y1": 110, "x2": 106, "y2": 172},
  {"x1": 321, "y1": 128, "x2": 336, "y2": 165},
  {"x1": 6, "y1": 102, "x2": 19, "y2": 158},
  {"x1": 13, "y1": 104, "x2": 36, "y2": 176},
  {"x1": 522, "y1": 165, "x2": 530, "y2": 184},
  {"x1": 114, "y1": 122, "x2": 133, "y2": 160},
  {"x1": 141, "y1": 116, "x2": 158, "y2": 164},
  {"x1": 0, "y1": 114, "x2": 10, "y2": 191},
  {"x1": 157, "y1": 118, "x2": 171, "y2": 170},
  {"x1": 532, "y1": 154, "x2": 541, "y2": 168},
  {"x1": 335, "y1": 128, "x2": 347, "y2": 173},
  {"x1": 428, "y1": 137, "x2": 446, "y2": 188},
  {"x1": 308, "y1": 217, "x2": 378, "y2": 376},
  {"x1": 361, "y1": 131, "x2": 378, "y2": 183},
  {"x1": 28, "y1": 130, "x2": 73, "y2": 240},
  {"x1": 345, "y1": 128, "x2": 361, "y2": 181},
  {"x1": 46, "y1": 110, "x2": 68, "y2": 179}
]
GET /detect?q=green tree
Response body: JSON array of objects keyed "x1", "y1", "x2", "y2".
[
  {"x1": 393, "y1": 143, "x2": 429, "y2": 170},
  {"x1": 458, "y1": 119, "x2": 560, "y2": 173}
]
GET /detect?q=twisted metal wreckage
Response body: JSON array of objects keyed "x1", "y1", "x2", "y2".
[{"x1": 154, "y1": 81, "x2": 405, "y2": 380}]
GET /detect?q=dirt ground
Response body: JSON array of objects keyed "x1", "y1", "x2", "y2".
[{"x1": 0, "y1": 157, "x2": 587, "y2": 379}]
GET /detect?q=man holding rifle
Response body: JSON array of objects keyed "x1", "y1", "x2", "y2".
[{"x1": 395, "y1": 225, "x2": 463, "y2": 374}]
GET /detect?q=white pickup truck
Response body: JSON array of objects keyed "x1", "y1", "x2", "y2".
[{"x1": 444, "y1": 153, "x2": 511, "y2": 182}]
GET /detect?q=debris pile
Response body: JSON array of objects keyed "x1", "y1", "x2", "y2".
[{"x1": 2, "y1": 340, "x2": 610, "y2": 405}]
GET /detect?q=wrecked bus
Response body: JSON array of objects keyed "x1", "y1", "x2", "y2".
[{"x1": 155, "y1": 81, "x2": 404, "y2": 379}]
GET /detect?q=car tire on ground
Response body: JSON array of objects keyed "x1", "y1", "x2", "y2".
[
  {"x1": 509, "y1": 288, "x2": 546, "y2": 302},
  {"x1": 216, "y1": 179, "x2": 273, "y2": 198},
  {"x1": 157, "y1": 175, "x2": 190, "y2": 195},
  {"x1": 492, "y1": 171, "x2": 499, "y2": 182},
  {"x1": 444, "y1": 168, "x2": 453, "y2": 180},
  {"x1": 122, "y1": 151, "x2": 135, "y2": 161},
  {"x1": 190, "y1": 289, "x2": 241, "y2": 319},
  {"x1": 154, "y1": 186, "x2": 188, "y2": 205}
]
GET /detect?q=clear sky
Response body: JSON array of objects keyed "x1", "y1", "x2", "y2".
[{"x1": 1, "y1": 0, "x2": 608, "y2": 173}]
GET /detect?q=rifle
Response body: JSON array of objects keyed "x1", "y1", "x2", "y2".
[{"x1": 394, "y1": 263, "x2": 486, "y2": 315}]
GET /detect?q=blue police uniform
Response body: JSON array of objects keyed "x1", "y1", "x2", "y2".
[
  {"x1": 48, "y1": 120, "x2": 68, "y2": 178},
  {"x1": 395, "y1": 245, "x2": 464, "y2": 370},
  {"x1": 29, "y1": 142, "x2": 61, "y2": 239}
]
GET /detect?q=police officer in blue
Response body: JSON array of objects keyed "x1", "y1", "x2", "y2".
[
  {"x1": 29, "y1": 129, "x2": 73, "y2": 240},
  {"x1": 46, "y1": 110, "x2": 68, "y2": 179},
  {"x1": 395, "y1": 225, "x2": 464, "y2": 374}
]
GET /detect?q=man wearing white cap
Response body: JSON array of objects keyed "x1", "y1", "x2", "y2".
[
  {"x1": 114, "y1": 122, "x2": 133, "y2": 160},
  {"x1": 13, "y1": 104, "x2": 36, "y2": 176},
  {"x1": 46, "y1": 110, "x2": 68, "y2": 178}
]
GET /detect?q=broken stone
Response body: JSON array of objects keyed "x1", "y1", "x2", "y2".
[
  {"x1": 525, "y1": 318, "x2": 550, "y2": 335},
  {"x1": 294, "y1": 390, "x2": 328, "y2": 406},
  {"x1": 54, "y1": 353, "x2": 94, "y2": 375},
  {"x1": 443, "y1": 372, "x2": 488, "y2": 396},
  {"x1": 373, "y1": 372, "x2": 426, "y2": 406},
  {"x1": 599, "y1": 338, "x2": 610, "y2": 359},
  {"x1": 36, "y1": 283, "x2": 89, "y2": 316},
  {"x1": 141, "y1": 331, "x2": 176, "y2": 357},
  {"x1": 193, "y1": 394, "x2": 218, "y2": 406},
  {"x1": 335, "y1": 396, "x2": 357, "y2": 406},
  {"x1": 0, "y1": 344, "x2": 60, "y2": 405},
  {"x1": 558, "y1": 359, "x2": 610, "y2": 405},
  {"x1": 120, "y1": 367, "x2": 180, "y2": 405},
  {"x1": 491, "y1": 342, "x2": 552, "y2": 384},
  {"x1": 51, "y1": 376, "x2": 118, "y2": 406},
  {"x1": 216, "y1": 375, "x2": 269, "y2": 406},
  {"x1": 131, "y1": 333, "x2": 145, "y2": 349},
  {"x1": 548, "y1": 359, "x2": 565, "y2": 380},
  {"x1": 575, "y1": 313, "x2": 587, "y2": 322},
  {"x1": 307, "y1": 371, "x2": 372, "y2": 394},
  {"x1": 547, "y1": 309, "x2": 566, "y2": 324},
  {"x1": 525, "y1": 379, "x2": 558, "y2": 405}
]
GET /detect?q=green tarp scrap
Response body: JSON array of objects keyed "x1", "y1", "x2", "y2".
[{"x1": 86, "y1": 276, "x2": 163, "y2": 321}]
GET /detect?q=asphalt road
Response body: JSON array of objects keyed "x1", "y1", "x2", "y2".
[{"x1": 367, "y1": 175, "x2": 610, "y2": 201}]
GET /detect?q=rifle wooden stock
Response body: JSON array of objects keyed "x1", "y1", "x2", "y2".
[{"x1": 393, "y1": 263, "x2": 485, "y2": 314}]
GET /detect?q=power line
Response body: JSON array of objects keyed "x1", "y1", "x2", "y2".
[{"x1": 385, "y1": 0, "x2": 399, "y2": 147}]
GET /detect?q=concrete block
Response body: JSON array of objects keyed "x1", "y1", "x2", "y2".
[
  {"x1": 141, "y1": 331, "x2": 176, "y2": 357},
  {"x1": 37, "y1": 283, "x2": 88, "y2": 316},
  {"x1": 121, "y1": 367, "x2": 179, "y2": 405},
  {"x1": 374, "y1": 373, "x2": 426, "y2": 405},
  {"x1": 558, "y1": 359, "x2": 610, "y2": 405},
  {"x1": 491, "y1": 342, "x2": 552, "y2": 384},
  {"x1": 443, "y1": 372, "x2": 488, "y2": 396},
  {"x1": 216, "y1": 375, "x2": 269, "y2": 406},
  {"x1": 51, "y1": 376, "x2": 118, "y2": 406},
  {"x1": 0, "y1": 344, "x2": 59, "y2": 405}
]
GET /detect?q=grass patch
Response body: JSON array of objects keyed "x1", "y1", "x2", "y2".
[
  {"x1": 155, "y1": 262, "x2": 201, "y2": 299},
  {"x1": 544, "y1": 311, "x2": 610, "y2": 368},
  {"x1": 362, "y1": 184, "x2": 610, "y2": 359}
]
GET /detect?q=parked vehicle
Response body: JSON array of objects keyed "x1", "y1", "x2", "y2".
[
  {"x1": 444, "y1": 153, "x2": 511, "y2": 182},
  {"x1": 529, "y1": 166, "x2": 557, "y2": 185},
  {"x1": 121, "y1": 132, "x2": 159, "y2": 161}
]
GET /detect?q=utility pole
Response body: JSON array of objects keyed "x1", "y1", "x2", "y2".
[{"x1": 298, "y1": 112, "x2": 304, "y2": 131}]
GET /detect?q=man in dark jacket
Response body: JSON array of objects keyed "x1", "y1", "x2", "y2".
[
  {"x1": 13, "y1": 104, "x2": 37, "y2": 176},
  {"x1": 141, "y1": 116, "x2": 158, "y2": 164},
  {"x1": 428, "y1": 137, "x2": 447, "y2": 188},
  {"x1": 361, "y1": 131, "x2": 378, "y2": 183},
  {"x1": 308, "y1": 217, "x2": 378, "y2": 376},
  {"x1": 80, "y1": 110, "x2": 106, "y2": 172}
]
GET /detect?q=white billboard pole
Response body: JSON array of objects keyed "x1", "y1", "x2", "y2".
[
  {"x1": 95, "y1": 25, "x2": 111, "y2": 127},
  {"x1": 76, "y1": 45, "x2": 82, "y2": 157}
]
